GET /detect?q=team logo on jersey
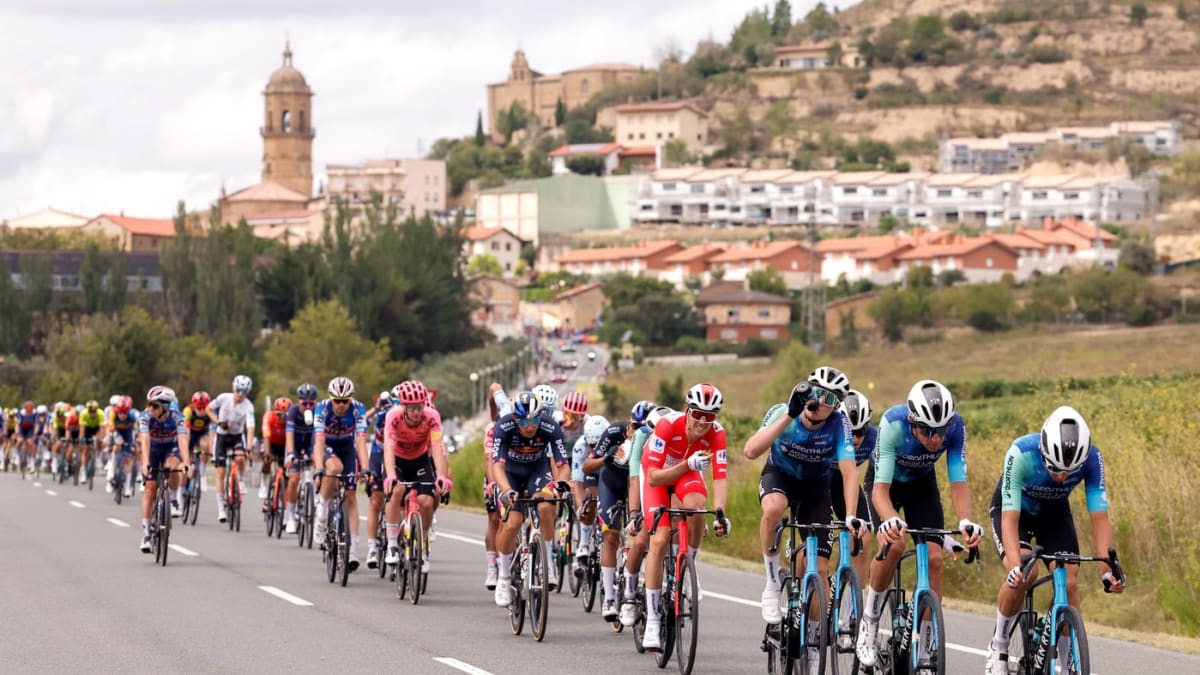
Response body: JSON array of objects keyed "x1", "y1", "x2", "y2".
[
  {"x1": 716, "y1": 450, "x2": 726, "y2": 463},
  {"x1": 651, "y1": 436, "x2": 665, "y2": 452}
]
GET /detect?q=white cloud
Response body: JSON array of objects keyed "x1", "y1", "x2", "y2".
[{"x1": 0, "y1": 1, "x2": 848, "y2": 219}]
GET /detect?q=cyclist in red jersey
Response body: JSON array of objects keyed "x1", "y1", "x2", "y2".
[{"x1": 640, "y1": 382, "x2": 732, "y2": 651}]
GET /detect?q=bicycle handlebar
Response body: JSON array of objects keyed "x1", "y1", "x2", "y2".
[
  {"x1": 500, "y1": 494, "x2": 569, "y2": 522},
  {"x1": 1020, "y1": 545, "x2": 1125, "y2": 591},
  {"x1": 875, "y1": 527, "x2": 981, "y2": 564},
  {"x1": 647, "y1": 506, "x2": 724, "y2": 536},
  {"x1": 770, "y1": 519, "x2": 863, "y2": 557}
]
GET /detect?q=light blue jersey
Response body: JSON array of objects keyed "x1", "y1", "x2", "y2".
[
  {"x1": 873, "y1": 403, "x2": 967, "y2": 485},
  {"x1": 999, "y1": 433, "x2": 1108, "y2": 515},
  {"x1": 760, "y1": 404, "x2": 855, "y2": 481}
]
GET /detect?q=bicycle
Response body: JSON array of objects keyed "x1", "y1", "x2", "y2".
[
  {"x1": 181, "y1": 452, "x2": 203, "y2": 526},
  {"x1": 1001, "y1": 545, "x2": 1124, "y2": 675},
  {"x1": 869, "y1": 528, "x2": 980, "y2": 675},
  {"x1": 503, "y1": 493, "x2": 567, "y2": 642},
  {"x1": 111, "y1": 442, "x2": 134, "y2": 506},
  {"x1": 647, "y1": 505, "x2": 725, "y2": 675},
  {"x1": 263, "y1": 462, "x2": 286, "y2": 539},
  {"x1": 555, "y1": 497, "x2": 577, "y2": 596},
  {"x1": 319, "y1": 472, "x2": 356, "y2": 587},
  {"x1": 390, "y1": 480, "x2": 435, "y2": 604},
  {"x1": 577, "y1": 499, "x2": 604, "y2": 614},
  {"x1": 149, "y1": 467, "x2": 185, "y2": 567},
  {"x1": 605, "y1": 501, "x2": 641, "y2": 636},
  {"x1": 223, "y1": 452, "x2": 243, "y2": 533},
  {"x1": 295, "y1": 456, "x2": 316, "y2": 549},
  {"x1": 762, "y1": 512, "x2": 862, "y2": 675}
]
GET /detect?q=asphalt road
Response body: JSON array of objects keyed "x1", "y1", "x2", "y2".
[{"x1": 1, "y1": 468, "x2": 1194, "y2": 675}]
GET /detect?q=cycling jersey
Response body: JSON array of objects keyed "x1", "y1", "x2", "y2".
[
  {"x1": 139, "y1": 408, "x2": 187, "y2": 446},
  {"x1": 313, "y1": 399, "x2": 367, "y2": 444},
  {"x1": 570, "y1": 435, "x2": 598, "y2": 486},
  {"x1": 66, "y1": 412, "x2": 80, "y2": 429},
  {"x1": 383, "y1": 405, "x2": 443, "y2": 460},
  {"x1": 17, "y1": 410, "x2": 39, "y2": 438},
  {"x1": 79, "y1": 409, "x2": 104, "y2": 429},
  {"x1": 553, "y1": 409, "x2": 585, "y2": 449},
  {"x1": 872, "y1": 403, "x2": 967, "y2": 485},
  {"x1": 369, "y1": 407, "x2": 390, "y2": 452},
  {"x1": 285, "y1": 403, "x2": 315, "y2": 451},
  {"x1": 592, "y1": 421, "x2": 632, "y2": 475},
  {"x1": 210, "y1": 392, "x2": 255, "y2": 436},
  {"x1": 759, "y1": 404, "x2": 855, "y2": 481},
  {"x1": 851, "y1": 424, "x2": 878, "y2": 465},
  {"x1": 641, "y1": 411, "x2": 727, "y2": 519},
  {"x1": 34, "y1": 412, "x2": 49, "y2": 435},
  {"x1": 491, "y1": 415, "x2": 565, "y2": 466},
  {"x1": 262, "y1": 410, "x2": 287, "y2": 446},
  {"x1": 51, "y1": 409, "x2": 68, "y2": 430},
  {"x1": 183, "y1": 405, "x2": 210, "y2": 434},
  {"x1": 998, "y1": 433, "x2": 1108, "y2": 515}
]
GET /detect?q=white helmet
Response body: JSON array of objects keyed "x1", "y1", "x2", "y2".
[
  {"x1": 685, "y1": 383, "x2": 723, "y2": 413},
  {"x1": 583, "y1": 416, "x2": 610, "y2": 445},
  {"x1": 532, "y1": 384, "x2": 558, "y2": 411},
  {"x1": 648, "y1": 405, "x2": 674, "y2": 429},
  {"x1": 808, "y1": 366, "x2": 850, "y2": 401},
  {"x1": 906, "y1": 380, "x2": 955, "y2": 428},
  {"x1": 233, "y1": 374, "x2": 253, "y2": 394},
  {"x1": 36, "y1": 404, "x2": 48, "y2": 414},
  {"x1": 328, "y1": 376, "x2": 355, "y2": 399},
  {"x1": 840, "y1": 389, "x2": 872, "y2": 431},
  {"x1": 1040, "y1": 406, "x2": 1091, "y2": 473},
  {"x1": 109, "y1": 395, "x2": 120, "y2": 407}
]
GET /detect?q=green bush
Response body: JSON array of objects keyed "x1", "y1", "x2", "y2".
[{"x1": 1027, "y1": 44, "x2": 1067, "y2": 64}]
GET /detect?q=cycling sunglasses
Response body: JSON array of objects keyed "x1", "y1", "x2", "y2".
[
  {"x1": 810, "y1": 386, "x2": 841, "y2": 407},
  {"x1": 331, "y1": 397, "x2": 351, "y2": 405},
  {"x1": 913, "y1": 422, "x2": 951, "y2": 437},
  {"x1": 517, "y1": 416, "x2": 540, "y2": 428},
  {"x1": 687, "y1": 408, "x2": 717, "y2": 424}
]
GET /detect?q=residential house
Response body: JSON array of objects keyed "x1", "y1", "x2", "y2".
[
  {"x1": 470, "y1": 274, "x2": 524, "y2": 339},
  {"x1": 79, "y1": 214, "x2": 177, "y2": 252},
  {"x1": 548, "y1": 142, "x2": 624, "y2": 176},
  {"x1": 633, "y1": 167, "x2": 706, "y2": 223},
  {"x1": 707, "y1": 240, "x2": 816, "y2": 289},
  {"x1": 1044, "y1": 216, "x2": 1119, "y2": 267},
  {"x1": 554, "y1": 240, "x2": 683, "y2": 277},
  {"x1": 324, "y1": 159, "x2": 447, "y2": 219},
  {"x1": 679, "y1": 168, "x2": 747, "y2": 224},
  {"x1": 463, "y1": 225, "x2": 526, "y2": 276},
  {"x1": 244, "y1": 209, "x2": 324, "y2": 246},
  {"x1": 893, "y1": 237, "x2": 1020, "y2": 283},
  {"x1": 824, "y1": 291, "x2": 879, "y2": 341},
  {"x1": 986, "y1": 232, "x2": 1049, "y2": 281},
  {"x1": 658, "y1": 244, "x2": 727, "y2": 288},
  {"x1": 540, "y1": 282, "x2": 607, "y2": 332},
  {"x1": 733, "y1": 169, "x2": 796, "y2": 225},
  {"x1": 959, "y1": 173, "x2": 1021, "y2": 228},
  {"x1": 1111, "y1": 120, "x2": 1182, "y2": 155},
  {"x1": 614, "y1": 101, "x2": 709, "y2": 153},
  {"x1": 830, "y1": 172, "x2": 887, "y2": 226},
  {"x1": 770, "y1": 171, "x2": 837, "y2": 225},
  {"x1": 774, "y1": 42, "x2": 862, "y2": 69},
  {"x1": 1013, "y1": 226, "x2": 1080, "y2": 275},
  {"x1": 1, "y1": 249, "x2": 164, "y2": 295},
  {"x1": 1, "y1": 207, "x2": 89, "y2": 232},
  {"x1": 695, "y1": 283, "x2": 792, "y2": 343},
  {"x1": 617, "y1": 145, "x2": 659, "y2": 174},
  {"x1": 815, "y1": 234, "x2": 914, "y2": 285},
  {"x1": 939, "y1": 138, "x2": 1014, "y2": 174}
]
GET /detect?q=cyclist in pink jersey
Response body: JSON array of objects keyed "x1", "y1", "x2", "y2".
[{"x1": 382, "y1": 380, "x2": 450, "y2": 572}]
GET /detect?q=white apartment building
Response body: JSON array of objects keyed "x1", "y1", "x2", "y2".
[
  {"x1": 325, "y1": 159, "x2": 446, "y2": 219},
  {"x1": 939, "y1": 120, "x2": 1182, "y2": 174}
]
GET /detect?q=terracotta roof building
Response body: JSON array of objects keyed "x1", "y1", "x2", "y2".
[
  {"x1": 695, "y1": 284, "x2": 792, "y2": 343},
  {"x1": 79, "y1": 214, "x2": 178, "y2": 252}
]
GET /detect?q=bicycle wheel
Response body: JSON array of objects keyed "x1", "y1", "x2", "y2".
[
  {"x1": 407, "y1": 513, "x2": 424, "y2": 605},
  {"x1": 1048, "y1": 606, "x2": 1089, "y2": 675},
  {"x1": 509, "y1": 550, "x2": 526, "y2": 636},
  {"x1": 188, "y1": 478, "x2": 201, "y2": 526},
  {"x1": 1006, "y1": 612, "x2": 1033, "y2": 675},
  {"x1": 675, "y1": 554, "x2": 701, "y2": 675},
  {"x1": 776, "y1": 575, "x2": 800, "y2": 675},
  {"x1": 582, "y1": 552, "x2": 599, "y2": 613},
  {"x1": 530, "y1": 532, "x2": 552, "y2": 641},
  {"x1": 911, "y1": 591, "x2": 946, "y2": 675},
  {"x1": 633, "y1": 585, "x2": 648, "y2": 653},
  {"x1": 114, "y1": 469, "x2": 123, "y2": 505},
  {"x1": 831, "y1": 567, "x2": 863, "y2": 675},
  {"x1": 876, "y1": 591, "x2": 904, "y2": 675},
  {"x1": 338, "y1": 504, "x2": 351, "y2": 587},
  {"x1": 612, "y1": 572, "x2": 627, "y2": 633},
  {"x1": 264, "y1": 483, "x2": 276, "y2": 537},
  {"x1": 562, "y1": 515, "x2": 575, "y2": 596},
  {"x1": 325, "y1": 510, "x2": 337, "y2": 583},
  {"x1": 798, "y1": 577, "x2": 829, "y2": 675},
  {"x1": 376, "y1": 518, "x2": 388, "y2": 580},
  {"x1": 655, "y1": 557, "x2": 677, "y2": 668},
  {"x1": 153, "y1": 493, "x2": 165, "y2": 564},
  {"x1": 300, "y1": 483, "x2": 313, "y2": 548},
  {"x1": 160, "y1": 491, "x2": 172, "y2": 567},
  {"x1": 274, "y1": 476, "x2": 285, "y2": 539}
]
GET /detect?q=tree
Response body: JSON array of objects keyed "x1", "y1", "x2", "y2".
[
  {"x1": 730, "y1": 8, "x2": 773, "y2": 66},
  {"x1": 0, "y1": 256, "x2": 27, "y2": 355},
  {"x1": 474, "y1": 111, "x2": 485, "y2": 146},
  {"x1": 566, "y1": 154, "x2": 607, "y2": 176},
  {"x1": 495, "y1": 101, "x2": 529, "y2": 144},
  {"x1": 554, "y1": 98, "x2": 566, "y2": 127},
  {"x1": 1178, "y1": 0, "x2": 1189, "y2": 20},
  {"x1": 467, "y1": 253, "x2": 504, "y2": 276},
  {"x1": 837, "y1": 310, "x2": 860, "y2": 353},
  {"x1": 747, "y1": 267, "x2": 788, "y2": 296},
  {"x1": 80, "y1": 242, "x2": 106, "y2": 314},
  {"x1": 878, "y1": 213, "x2": 901, "y2": 233},
  {"x1": 1131, "y1": 2, "x2": 1149, "y2": 25},
  {"x1": 804, "y1": 2, "x2": 838, "y2": 35},
  {"x1": 663, "y1": 139, "x2": 693, "y2": 166},
  {"x1": 907, "y1": 15, "x2": 947, "y2": 62},
  {"x1": 1119, "y1": 240, "x2": 1156, "y2": 275},
  {"x1": 825, "y1": 42, "x2": 844, "y2": 67},
  {"x1": 771, "y1": 0, "x2": 793, "y2": 37},
  {"x1": 869, "y1": 287, "x2": 907, "y2": 343},
  {"x1": 948, "y1": 10, "x2": 979, "y2": 32},
  {"x1": 80, "y1": 306, "x2": 175, "y2": 398},
  {"x1": 765, "y1": 101, "x2": 796, "y2": 148},
  {"x1": 955, "y1": 283, "x2": 1015, "y2": 331},
  {"x1": 256, "y1": 242, "x2": 332, "y2": 327},
  {"x1": 1021, "y1": 275, "x2": 1071, "y2": 323},
  {"x1": 602, "y1": 273, "x2": 679, "y2": 311},
  {"x1": 905, "y1": 265, "x2": 935, "y2": 289},
  {"x1": 159, "y1": 201, "x2": 199, "y2": 334},
  {"x1": 656, "y1": 375, "x2": 686, "y2": 410}
]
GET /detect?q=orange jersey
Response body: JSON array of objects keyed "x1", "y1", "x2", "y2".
[{"x1": 262, "y1": 411, "x2": 287, "y2": 445}]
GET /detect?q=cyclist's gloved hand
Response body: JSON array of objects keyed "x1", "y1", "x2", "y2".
[
  {"x1": 1006, "y1": 564, "x2": 1024, "y2": 589},
  {"x1": 553, "y1": 480, "x2": 571, "y2": 497},
  {"x1": 435, "y1": 476, "x2": 453, "y2": 494},
  {"x1": 958, "y1": 518, "x2": 984, "y2": 544},
  {"x1": 943, "y1": 534, "x2": 966, "y2": 560},
  {"x1": 714, "y1": 514, "x2": 732, "y2": 538},
  {"x1": 845, "y1": 516, "x2": 868, "y2": 535},
  {"x1": 501, "y1": 489, "x2": 518, "y2": 508},
  {"x1": 1102, "y1": 571, "x2": 1125, "y2": 593},
  {"x1": 625, "y1": 511, "x2": 643, "y2": 536},
  {"x1": 383, "y1": 476, "x2": 397, "y2": 494},
  {"x1": 686, "y1": 451, "x2": 711, "y2": 472},
  {"x1": 879, "y1": 516, "x2": 906, "y2": 543},
  {"x1": 787, "y1": 382, "x2": 812, "y2": 419}
]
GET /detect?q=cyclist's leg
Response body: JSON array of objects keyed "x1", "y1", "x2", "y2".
[
  {"x1": 597, "y1": 469, "x2": 626, "y2": 608},
  {"x1": 384, "y1": 479, "x2": 406, "y2": 561},
  {"x1": 284, "y1": 447, "x2": 302, "y2": 529},
  {"x1": 577, "y1": 479, "x2": 599, "y2": 561},
  {"x1": 214, "y1": 435, "x2": 229, "y2": 505},
  {"x1": 531, "y1": 468, "x2": 557, "y2": 546},
  {"x1": 366, "y1": 451, "x2": 384, "y2": 560},
  {"x1": 759, "y1": 464, "x2": 793, "y2": 594},
  {"x1": 141, "y1": 446, "x2": 167, "y2": 547}
]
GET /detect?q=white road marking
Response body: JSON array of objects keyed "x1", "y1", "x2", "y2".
[
  {"x1": 107, "y1": 517, "x2": 131, "y2": 528},
  {"x1": 68, "y1": 500, "x2": 86, "y2": 509},
  {"x1": 433, "y1": 657, "x2": 494, "y2": 675},
  {"x1": 258, "y1": 585, "x2": 313, "y2": 607},
  {"x1": 702, "y1": 590, "x2": 759, "y2": 608},
  {"x1": 33, "y1": 481, "x2": 42, "y2": 487},
  {"x1": 169, "y1": 544, "x2": 199, "y2": 557},
  {"x1": 45, "y1": 489, "x2": 57, "y2": 496},
  {"x1": 360, "y1": 515, "x2": 367, "y2": 521},
  {"x1": 438, "y1": 530, "x2": 486, "y2": 547}
]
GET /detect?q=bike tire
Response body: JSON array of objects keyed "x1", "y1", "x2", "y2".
[
  {"x1": 509, "y1": 550, "x2": 526, "y2": 636},
  {"x1": 377, "y1": 519, "x2": 388, "y2": 580},
  {"x1": 582, "y1": 554, "x2": 599, "y2": 613},
  {"x1": 1006, "y1": 611, "x2": 1033, "y2": 675},
  {"x1": 798, "y1": 576, "x2": 829, "y2": 675},
  {"x1": 395, "y1": 534, "x2": 409, "y2": 599},
  {"x1": 675, "y1": 554, "x2": 701, "y2": 675},
  {"x1": 777, "y1": 575, "x2": 799, "y2": 675},
  {"x1": 561, "y1": 515, "x2": 575, "y2": 596},
  {"x1": 633, "y1": 585, "x2": 648, "y2": 653},
  {"x1": 160, "y1": 490, "x2": 172, "y2": 567},
  {"x1": 300, "y1": 483, "x2": 313, "y2": 548},
  {"x1": 274, "y1": 476, "x2": 285, "y2": 539},
  {"x1": 1048, "y1": 606, "x2": 1089, "y2": 675},
  {"x1": 831, "y1": 567, "x2": 864, "y2": 675},
  {"x1": 234, "y1": 501, "x2": 241, "y2": 532},
  {"x1": 530, "y1": 532, "x2": 551, "y2": 642},
  {"x1": 153, "y1": 496, "x2": 165, "y2": 564},
  {"x1": 655, "y1": 556, "x2": 677, "y2": 668},
  {"x1": 114, "y1": 471, "x2": 123, "y2": 505},
  {"x1": 408, "y1": 513, "x2": 424, "y2": 605},
  {"x1": 338, "y1": 505, "x2": 350, "y2": 587},
  {"x1": 877, "y1": 590, "x2": 905, "y2": 675},
  {"x1": 612, "y1": 572, "x2": 627, "y2": 633},
  {"x1": 911, "y1": 592, "x2": 946, "y2": 675},
  {"x1": 189, "y1": 480, "x2": 201, "y2": 526},
  {"x1": 265, "y1": 487, "x2": 276, "y2": 537},
  {"x1": 325, "y1": 510, "x2": 337, "y2": 583}
]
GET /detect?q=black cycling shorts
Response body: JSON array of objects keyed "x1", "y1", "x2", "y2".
[
  {"x1": 864, "y1": 464, "x2": 944, "y2": 534},
  {"x1": 988, "y1": 481, "x2": 1080, "y2": 562},
  {"x1": 213, "y1": 433, "x2": 246, "y2": 466},
  {"x1": 759, "y1": 462, "x2": 835, "y2": 559}
]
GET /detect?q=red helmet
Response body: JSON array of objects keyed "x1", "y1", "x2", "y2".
[
  {"x1": 396, "y1": 380, "x2": 428, "y2": 406},
  {"x1": 274, "y1": 397, "x2": 292, "y2": 413},
  {"x1": 115, "y1": 395, "x2": 133, "y2": 414},
  {"x1": 562, "y1": 391, "x2": 588, "y2": 416},
  {"x1": 191, "y1": 391, "x2": 211, "y2": 410}
]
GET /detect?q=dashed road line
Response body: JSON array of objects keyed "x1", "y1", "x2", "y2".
[
  {"x1": 258, "y1": 585, "x2": 313, "y2": 607},
  {"x1": 433, "y1": 657, "x2": 494, "y2": 675},
  {"x1": 107, "y1": 517, "x2": 131, "y2": 528},
  {"x1": 68, "y1": 500, "x2": 86, "y2": 508},
  {"x1": 168, "y1": 544, "x2": 199, "y2": 557},
  {"x1": 45, "y1": 489, "x2": 57, "y2": 496}
]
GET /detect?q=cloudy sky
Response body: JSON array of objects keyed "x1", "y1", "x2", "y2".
[{"x1": 0, "y1": 0, "x2": 850, "y2": 219}]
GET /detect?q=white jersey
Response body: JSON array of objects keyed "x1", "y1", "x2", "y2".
[{"x1": 211, "y1": 392, "x2": 255, "y2": 436}]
